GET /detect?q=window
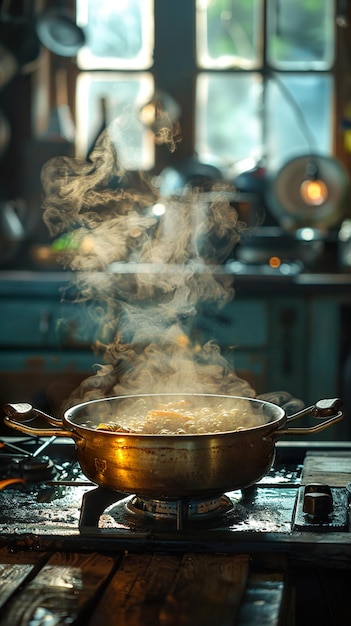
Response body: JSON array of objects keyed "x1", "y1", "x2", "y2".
[
  {"x1": 76, "y1": 0, "x2": 154, "y2": 70},
  {"x1": 74, "y1": 0, "x2": 339, "y2": 178},
  {"x1": 75, "y1": 0, "x2": 154, "y2": 169},
  {"x1": 75, "y1": 73, "x2": 155, "y2": 170},
  {"x1": 195, "y1": 0, "x2": 335, "y2": 174}
]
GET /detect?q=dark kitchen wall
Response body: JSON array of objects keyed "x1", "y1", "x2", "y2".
[
  {"x1": 0, "y1": 1, "x2": 351, "y2": 264},
  {"x1": 0, "y1": 0, "x2": 351, "y2": 267},
  {"x1": 0, "y1": 74, "x2": 31, "y2": 198},
  {"x1": 0, "y1": 0, "x2": 76, "y2": 270}
]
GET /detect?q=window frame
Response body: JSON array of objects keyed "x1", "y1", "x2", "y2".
[{"x1": 39, "y1": 0, "x2": 349, "y2": 176}]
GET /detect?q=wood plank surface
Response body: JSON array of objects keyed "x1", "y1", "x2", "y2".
[
  {"x1": 302, "y1": 452, "x2": 351, "y2": 486},
  {"x1": 0, "y1": 547, "x2": 48, "y2": 609},
  {"x1": 160, "y1": 553, "x2": 250, "y2": 626},
  {"x1": 88, "y1": 552, "x2": 250, "y2": 626},
  {"x1": 0, "y1": 563, "x2": 35, "y2": 609},
  {"x1": 0, "y1": 551, "x2": 117, "y2": 626},
  {"x1": 237, "y1": 573, "x2": 288, "y2": 626},
  {"x1": 88, "y1": 552, "x2": 180, "y2": 626}
]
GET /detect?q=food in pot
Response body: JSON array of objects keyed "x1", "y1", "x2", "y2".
[{"x1": 93, "y1": 397, "x2": 266, "y2": 435}]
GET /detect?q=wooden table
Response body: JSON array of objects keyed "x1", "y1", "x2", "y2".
[{"x1": 0, "y1": 548, "x2": 293, "y2": 626}]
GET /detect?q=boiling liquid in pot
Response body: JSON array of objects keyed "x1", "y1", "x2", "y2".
[{"x1": 78, "y1": 395, "x2": 270, "y2": 435}]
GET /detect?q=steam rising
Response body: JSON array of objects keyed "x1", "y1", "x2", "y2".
[{"x1": 41, "y1": 128, "x2": 256, "y2": 408}]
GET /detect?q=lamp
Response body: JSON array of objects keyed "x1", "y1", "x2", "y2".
[
  {"x1": 299, "y1": 161, "x2": 329, "y2": 206},
  {"x1": 265, "y1": 154, "x2": 350, "y2": 231}
]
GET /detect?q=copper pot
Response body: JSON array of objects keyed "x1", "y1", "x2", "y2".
[{"x1": 3, "y1": 394, "x2": 343, "y2": 498}]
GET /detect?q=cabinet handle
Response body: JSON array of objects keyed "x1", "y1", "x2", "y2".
[
  {"x1": 280, "y1": 308, "x2": 296, "y2": 375},
  {"x1": 39, "y1": 311, "x2": 51, "y2": 340}
]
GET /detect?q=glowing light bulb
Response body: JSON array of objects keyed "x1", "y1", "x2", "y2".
[
  {"x1": 139, "y1": 102, "x2": 156, "y2": 126},
  {"x1": 269, "y1": 256, "x2": 281, "y2": 269},
  {"x1": 300, "y1": 179, "x2": 328, "y2": 206},
  {"x1": 152, "y1": 203, "x2": 166, "y2": 216},
  {"x1": 298, "y1": 227, "x2": 315, "y2": 241}
]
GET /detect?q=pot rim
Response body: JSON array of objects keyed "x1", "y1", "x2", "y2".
[{"x1": 63, "y1": 392, "x2": 286, "y2": 438}]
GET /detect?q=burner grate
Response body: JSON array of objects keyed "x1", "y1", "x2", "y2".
[
  {"x1": 0, "y1": 436, "x2": 80, "y2": 494},
  {"x1": 9, "y1": 455, "x2": 57, "y2": 483},
  {"x1": 127, "y1": 494, "x2": 234, "y2": 528}
]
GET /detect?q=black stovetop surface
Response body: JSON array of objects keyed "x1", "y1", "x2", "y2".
[{"x1": 1, "y1": 437, "x2": 351, "y2": 557}]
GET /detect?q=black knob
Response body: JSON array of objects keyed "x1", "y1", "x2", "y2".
[
  {"x1": 303, "y1": 484, "x2": 333, "y2": 520},
  {"x1": 304, "y1": 483, "x2": 332, "y2": 497}
]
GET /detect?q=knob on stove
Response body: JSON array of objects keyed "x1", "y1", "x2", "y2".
[
  {"x1": 10, "y1": 455, "x2": 56, "y2": 483},
  {"x1": 303, "y1": 483, "x2": 333, "y2": 520}
]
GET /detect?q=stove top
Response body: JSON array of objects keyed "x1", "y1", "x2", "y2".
[{"x1": 1, "y1": 436, "x2": 351, "y2": 559}]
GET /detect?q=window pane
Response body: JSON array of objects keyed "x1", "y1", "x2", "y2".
[
  {"x1": 267, "y1": 0, "x2": 335, "y2": 69},
  {"x1": 195, "y1": 73, "x2": 263, "y2": 168},
  {"x1": 265, "y1": 73, "x2": 333, "y2": 171},
  {"x1": 75, "y1": 73, "x2": 155, "y2": 171},
  {"x1": 76, "y1": 0, "x2": 154, "y2": 69},
  {"x1": 196, "y1": 0, "x2": 263, "y2": 69}
]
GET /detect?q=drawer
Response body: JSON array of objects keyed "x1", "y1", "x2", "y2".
[
  {"x1": 224, "y1": 350, "x2": 267, "y2": 395},
  {"x1": 193, "y1": 300, "x2": 268, "y2": 348},
  {"x1": 0, "y1": 299, "x2": 102, "y2": 348},
  {"x1": 0, "y1": 351, "x2": 99, "y2": 415}
]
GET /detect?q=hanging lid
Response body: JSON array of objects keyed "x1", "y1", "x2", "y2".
[{"x1": 265, "y1": 154, "x2": 350, "y2": 231}]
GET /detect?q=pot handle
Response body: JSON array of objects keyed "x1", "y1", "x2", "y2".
[
  {"x1": 273, "y1": 398, "x2": 344, "y2": 438},
  {"x1": 2, "y1": 402, "x2": 78, "y2": 441}
]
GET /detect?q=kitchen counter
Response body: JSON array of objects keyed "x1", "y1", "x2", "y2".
[
  {"x1": 0, "y1": 271, "x2": 75, "y2": 297},
  {"x1": 1, "y1": 268, "x2": 351, "y2": 296}
]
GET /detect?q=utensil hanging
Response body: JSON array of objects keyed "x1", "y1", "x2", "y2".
[{"x1": 35, "y1": 6, "x2": 85, "y2": 57}]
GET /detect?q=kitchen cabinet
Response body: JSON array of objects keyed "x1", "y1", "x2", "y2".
[
  {"x1": 0, "y1": 275, "x2": 100, "y2": 418},
  {"x1": 195, "y1": 295, "x2": 312, "y2": 399},
  {"x1": 193, "y1": 299, "x2": 269, "y2": 395},
  {"x1": 194, "y1": 284, "x2": 350, "y2": 441},
  {"x1": 0, "y1": 299, "x2": 91, "y2": 348},
  {"x1": 0, "y1": 272, "x2": 350, "y2": 438}
]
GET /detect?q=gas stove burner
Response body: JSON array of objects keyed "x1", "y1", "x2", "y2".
[
  {"x1": 127, "y1": 493, "x2": 234, "y2": 525},
  {"x1": 9, "y1": 455, "x2": 57, "y2": 483},
  {"x1": 78, "y1": 486, "x2": 239, "y2": 531}
]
